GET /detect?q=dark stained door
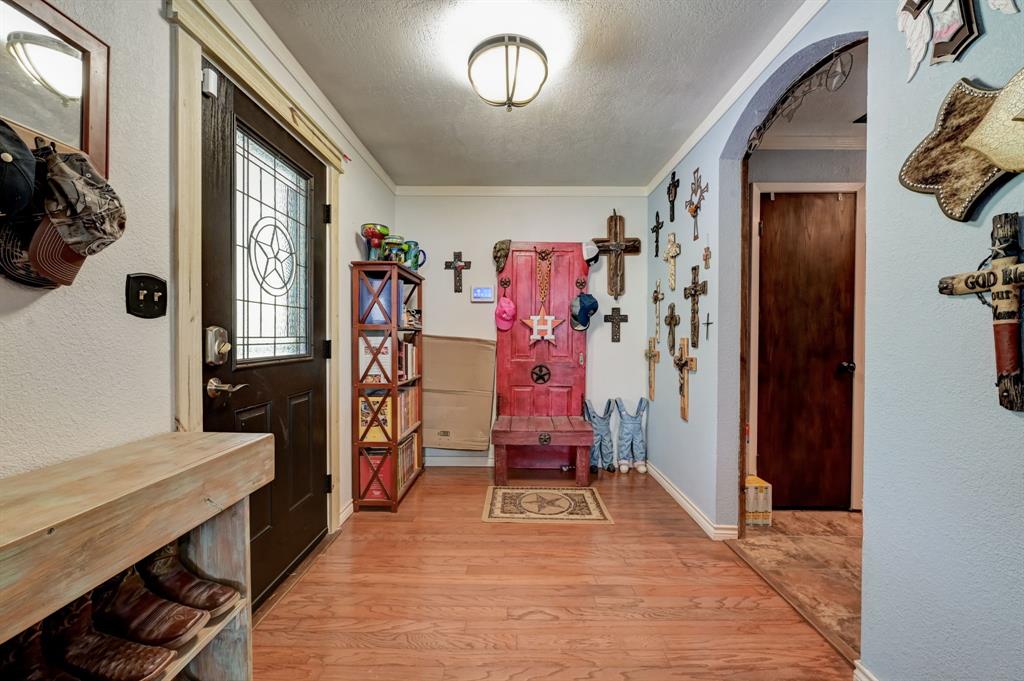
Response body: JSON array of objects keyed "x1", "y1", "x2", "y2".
[
  {"x1": 757, "y1": 192, "x2": 856, "y2": 509},
  {"x1": 201, "y1": 62, "x2": 327, "y2": 605}
]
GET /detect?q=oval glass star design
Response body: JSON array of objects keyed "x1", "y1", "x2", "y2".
[
  {"x1": 521, "y1": 304, "x2": 563, "y2": 344},
  {"x1": 248, "y1": 218, "x2": 296, "y2": 297}
]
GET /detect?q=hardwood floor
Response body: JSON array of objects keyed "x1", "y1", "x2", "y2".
[{"x1": 252, "y1": 468, "x2": 852, "y2": 680}]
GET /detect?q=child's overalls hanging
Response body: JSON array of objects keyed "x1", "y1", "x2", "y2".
[
  {"x1": 615, "y1": 398, "x2": 648, "y2": 470},
  {"x1": 584, "y1": 399, "x2": 615, "y2": 471}
]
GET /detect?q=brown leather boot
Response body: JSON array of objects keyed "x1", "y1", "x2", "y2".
[
  {"x1": 0, "y1": 622, "x2": 81, "y2": 681},
  {"x1": 139, "y1": 543, "x2": 240, "y2": 618},
  {"x1": 93, "y1": 569, "x2": 210, "y2": 649},
  {"x1": 44, "y1": 595, "x2": 175, "y2": 681}
]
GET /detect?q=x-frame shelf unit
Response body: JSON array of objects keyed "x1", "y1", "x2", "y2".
[{"x1": 350, "y1": 261, "x2": 425, "y2": 511}]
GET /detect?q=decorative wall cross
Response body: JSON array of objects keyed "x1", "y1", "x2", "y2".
[
  {"x1": 652, "y1": 280, "x2": 664, "y2": 342},
  {"x1": 664, "y1": 302, "x2": 680, "y2": 355},
  {"x1": 593, "y1": 209, "x2": 641, "y2": 300},
  {"x1": 444, "y1": 251, "x2": 472, "y2": 293},
  {"x1": 938, "y1": 212, "x2": 1024, "y2": 411},
  {"x1": 667, "y1": 171, "x2": 680, "y2": 222},
  {"x1": 603, "y1": 307, "x2": 629, "y2": 343},
  {"x1": 673, "y1": 337, "x2": 697, "y2": 421},
  {"x1": 683, "y1": 265, "x2": 708, "y2": 349},
  {"x1": 684, "y1": 168, "x2": 709, "y2": 241},
  {"x1": 651, "y1": 211, "x2": 664, "y2": 257},
  {"x1": 662, "y1": 232, "x2": 681, "y2": 290},
  {"x1": 703, "y1": 313, "x2": 714, "y2": 341},
  {"x1": 644, "y1": 337, "x2": 660, "y2": 401},
  {"x1": 703, "y1": 246, "x2": 712, "y2": 270}
]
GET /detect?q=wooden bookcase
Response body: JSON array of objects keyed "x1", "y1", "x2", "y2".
[
  {"x1": 350, "y1": 261, "x2": 425, "y2": 512},
  {"x1": 0, "y1": 431, "x2": 273, "y2": 680}
]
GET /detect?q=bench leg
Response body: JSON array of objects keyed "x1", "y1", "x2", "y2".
[
  {"x1": 575, "y1": 446, "x2": 590, "y2": 487},
  {"x1": 494, "y1": 445, "x2": 508, "y2": 486}
]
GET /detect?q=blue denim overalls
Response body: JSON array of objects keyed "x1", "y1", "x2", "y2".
[
  {"x1": 615, "y1": 398, "x2": 648, "y2": 469},
  {"x1": 584, "y1": 399, "x2": 615, "y2": 471}
]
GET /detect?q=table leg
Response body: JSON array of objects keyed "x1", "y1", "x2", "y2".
[
  {"x1": 494, "y1": 445, "x2": 508, "y2": 486},
  {"x1": 575, "y1": 446, "x2": 590, "y2": 487}
]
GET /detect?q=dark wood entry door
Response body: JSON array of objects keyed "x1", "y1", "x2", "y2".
[
  {"x1": 757, "y1": 192, "x2": 856, "y2": 509},
  {"x1": 201, "y1": 62, "x2": 328, "y2": 605},
  {"x1": 496, "y1": 242, "x2": 588, "y2": 469}
]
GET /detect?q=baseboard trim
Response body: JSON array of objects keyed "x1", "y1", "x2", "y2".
[
  {"x1": 647, "y1": 464, "x2": 738, "y2": 540},
  {"x1": 853, "y1": 661, "x2": 880, "y2": 681},
  {"x1": 426, "y1": 455, "x2": 494, "y2": 467},
  {"x1": 337, "y1": 500, "x2": 354, "y2": 528}
]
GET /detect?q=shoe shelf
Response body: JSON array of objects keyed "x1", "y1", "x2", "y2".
[{"x1": 0, "y1": 431, "x2": 273, "y2": 680}]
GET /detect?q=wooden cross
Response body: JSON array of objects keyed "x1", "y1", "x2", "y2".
[
  {"x1": 703, "y1": 313, "x2": 714, "y2": 341},
  {"x1": 651, "y1": 280, "x2": 664, "y2": 342},
  {"x1": 667, "y1": 171, "x2": 680, "y2": 222},
  {"x1": 662, "y1": 232, "x2": 681, "y2": 290},
  {"x1": 673, "y1": 337, "x2": 697, "y2": 421},
  {"x1": 651, "y1": 211, "x2": 664, "y2": 258},
  {"x1": 603, "y1": 306, "x2": 629, "y2": 343},
  {"x1": 684, "y1": 168, "x2": 709, "y2": 241},
  {"x1": 444, "y1": 251, "x2": 471, "y2": 293},
  {"x1": 644, "y1": 337, "x2": 660, "y2": 401},
  {"x1": 938, "y1": 212, "x2": 1024, "y2": 411},
  {"x1": 664, "y1": 302, "x2": 680, "y2": 356},
  {"x1": 593, "y1": 209, "x2": 641, "y2": 301},
  {"x1": 703, "y1": 246, "x2": 712, "y2": 270},
  {"x1": 683, "y1": 265, "x2": 708, "y2": 349}
]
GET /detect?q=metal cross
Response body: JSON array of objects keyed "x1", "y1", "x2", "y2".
[
  {"x1": 444, "y1": 251, "x2": 471, "y2": 293},
  {"x1": 592, "y1": 209, "x2": 641, "y2": 300},
  {"x1": 662, "y1": 232, "x2": 681, "y2": 290},
  {"x1": 651, "y1": 280, "x2": 664, "y2": 342},
  {"x1": 703, "y1": 246, "x2": 712, "y2": 270},
  {"x1": 703, "y1": 313, "x2": 714, "y2": 341},
  {"x1": 684, "y1": 168, "x2": 709, "y2": 241},
  {"x1": 667, "y1": 171, "x2": 681, "y2": 222},
  {"x1": 603, "y1": 306, "x2": 629, "y2": 343},
  {"x1": 664, "y1": 302, "x2": 680, "y2": 356},
  {"x1": 673, "y1": 337, "x2": 697, "y2": 421},
  {"x1": 651, "y1": 211, "x2": 664, "y2": 258},
  {"x1": 683, "y1": 265, "x2": 708, "y2": 349},
  {"x1": 644, "y1": 337, "x2": 660, "y2": 401}
]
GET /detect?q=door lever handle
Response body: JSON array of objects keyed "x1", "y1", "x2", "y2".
[
  {"x1": 207, "y1": 377, "x2": 250, "y2": 397},
  {"x1": 838, "y1": 361, "x2": 856, "y2": 375}
]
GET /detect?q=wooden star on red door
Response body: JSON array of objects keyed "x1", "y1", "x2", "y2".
[{"x1": 521, "y1": 305, "x2": 564, "y2": 344}]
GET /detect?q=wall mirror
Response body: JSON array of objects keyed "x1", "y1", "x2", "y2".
[{"x1": 0, "y1": 0, "x2": 107, "y2": 172}]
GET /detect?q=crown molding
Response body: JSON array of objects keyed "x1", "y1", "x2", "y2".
[
  {"x1": 757, "y1": 134, "x2": 866, "y2": 151},
  {"x1": 643, "y1": 0, "x2": 828, "y2": 195},
  {"x1": 395, "y1": 185, "x2": 649, "y2": 198}
]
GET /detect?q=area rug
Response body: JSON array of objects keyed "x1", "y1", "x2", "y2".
[{"x1": 482, "y1": 486, "x2": 613, "y2": 524}]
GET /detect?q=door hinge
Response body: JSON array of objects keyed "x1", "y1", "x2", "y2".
[
  {"x1": 323, "y1": 204, "x2": 332, "y2": 225},
  {"x1": 758, "y1": 220, "x2": 764, "y2": 236},
  {"x1": 323, "y1": 339, "x2": 332, "y2": 359},
  {"x1": 324, "y1": 474, "x2": 333, "y2": 494}
]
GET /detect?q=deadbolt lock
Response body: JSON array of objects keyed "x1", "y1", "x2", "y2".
[{"x1": 205, "y1": 326, "x2": 232, "y2": 365}]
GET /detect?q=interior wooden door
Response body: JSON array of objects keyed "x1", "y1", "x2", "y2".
[
  {"x1": 496, "y1": 242, "x2": 588, "y2": 468},
  {"x1": 201, "y1": 62, "x2": 328, "y2": 605},
  {"x1": 757, "y1": 192, "x2": 856, "y2": 509}
]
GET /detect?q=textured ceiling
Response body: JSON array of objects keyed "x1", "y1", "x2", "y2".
[{"x1": 250, "y1": 0, "x2": 806, "y2": 186}]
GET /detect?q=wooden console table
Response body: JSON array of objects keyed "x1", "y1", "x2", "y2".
[
  {"x1": 0, "y1": 431, "x2": 273, "y2": 679},
  {"x1": 492, "y1": 416, "x2": 592, "y2": 487}
]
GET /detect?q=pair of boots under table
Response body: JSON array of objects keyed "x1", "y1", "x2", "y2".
[{"x1": 0, "y1": 542, "x2": 239, "y2": 681}]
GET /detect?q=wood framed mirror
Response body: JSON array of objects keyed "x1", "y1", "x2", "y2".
[{"x1": 0, "y1": 0, "x2": 108, "y2": 172}]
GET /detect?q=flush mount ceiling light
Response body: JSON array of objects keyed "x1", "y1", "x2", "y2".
[
  {"x1": 6, "y1": 31, "x2": 83, "y2": 101},
  {"x1": 468, "y1": 34, "x2": 548, "y2": 111}
]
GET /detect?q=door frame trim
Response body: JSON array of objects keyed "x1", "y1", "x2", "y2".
[
  {"x1": 747, "y1": 182, "x2": 866, "y2": 510},
  {"x1": 168, "y1": 6, "x2": 344, "y2": 533}
]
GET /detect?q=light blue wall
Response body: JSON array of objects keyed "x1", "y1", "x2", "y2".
[
  {"x1": 645, "y1": 2, "x2": 1023, "y2": 679},
  {"x1": 748, "y1": 149, "x2": 865, "y2": 182}
]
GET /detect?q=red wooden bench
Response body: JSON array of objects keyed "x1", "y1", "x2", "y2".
[{"x1": 492, "y1": 415, "x2": 592, "y2": 487}]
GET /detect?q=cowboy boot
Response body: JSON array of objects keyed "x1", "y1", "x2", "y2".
[
  {"x1": 0, "y1": 622, "x2": 81, "y2": 681},
  {"x1": 139, "y1": 543, "x2": 240, "y2": 618},
  {"x1": 93, "y1": 569, "x2": 209, "y2": 649},
  {"x1": 44, "y1": 595, "x2": 174, "y2": 681}
]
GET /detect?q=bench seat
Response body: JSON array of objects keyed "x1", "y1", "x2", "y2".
[{"x1": 491, "y1": 415, "x2": 593, "y2": 486}]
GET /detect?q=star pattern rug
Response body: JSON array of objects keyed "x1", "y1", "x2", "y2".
[{"x1": 482, "y1": 486, "x2": 613, "y2": 524}]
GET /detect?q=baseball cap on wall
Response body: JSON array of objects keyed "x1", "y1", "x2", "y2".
[
  {"x1": 495, "y1": 295, "x2": 517, "y2": 331},
  {"x1": 570, "y1": 293, "x2": 599, "y2": 331},
  {"x1": 0, "y1": 120, "x2": 36, "y2": 218}
]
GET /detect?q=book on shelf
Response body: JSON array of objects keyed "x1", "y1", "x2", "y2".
[
  {"x1": 358, "y1": 334, "x2": 391, "y2": 384},
  {"x1": 397, "y1": 388, "x2": 418, "y2": 435},
  {"x1": 396, "y1": 434, "x2": 418, "y2": 491},
  {"x1": 359, "y1": 449, "x2": 393, "y2": 500},
  {"x1": 357, "y1": 393, "x2": 392, "y2": 442},
  {"x1": 397, "y1": 335, "x2": 418, "y2": 381}
]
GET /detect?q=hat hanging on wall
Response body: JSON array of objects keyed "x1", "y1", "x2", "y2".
[
  {"x1": 583, "y1": 242, "x2": 600, "y2": 267},
  {"x1": 494, "y1": 294, "x2": 517, "y2": 331},
  {"x1": 0, "y1": 120, "x2": 36, "y2": 218},
  {"x1": 570, "y1": 292, "x2": 599, "y2": 331}
]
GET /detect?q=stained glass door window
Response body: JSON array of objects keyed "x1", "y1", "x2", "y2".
[{"x1": 234, "y1": 125, "x2": 311, "y2": 362}]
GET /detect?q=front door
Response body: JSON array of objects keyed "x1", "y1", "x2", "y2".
[
  {"x1": 201, "y1": 62, "x2": 328, "y2": 605},
  {"x1": 496, "y1": 242, "x2": 588, "y2": 469},
  {"x1": 757, "y1": 192, "x2": 856, "y2": 509}
]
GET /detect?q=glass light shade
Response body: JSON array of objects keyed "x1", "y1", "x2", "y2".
[
  {"x1": 468, "y1": 34, "x2": 547, "y2": 110},
  {"x1": 7, "y1": 31, "x2": 82, "y2": 101}
]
